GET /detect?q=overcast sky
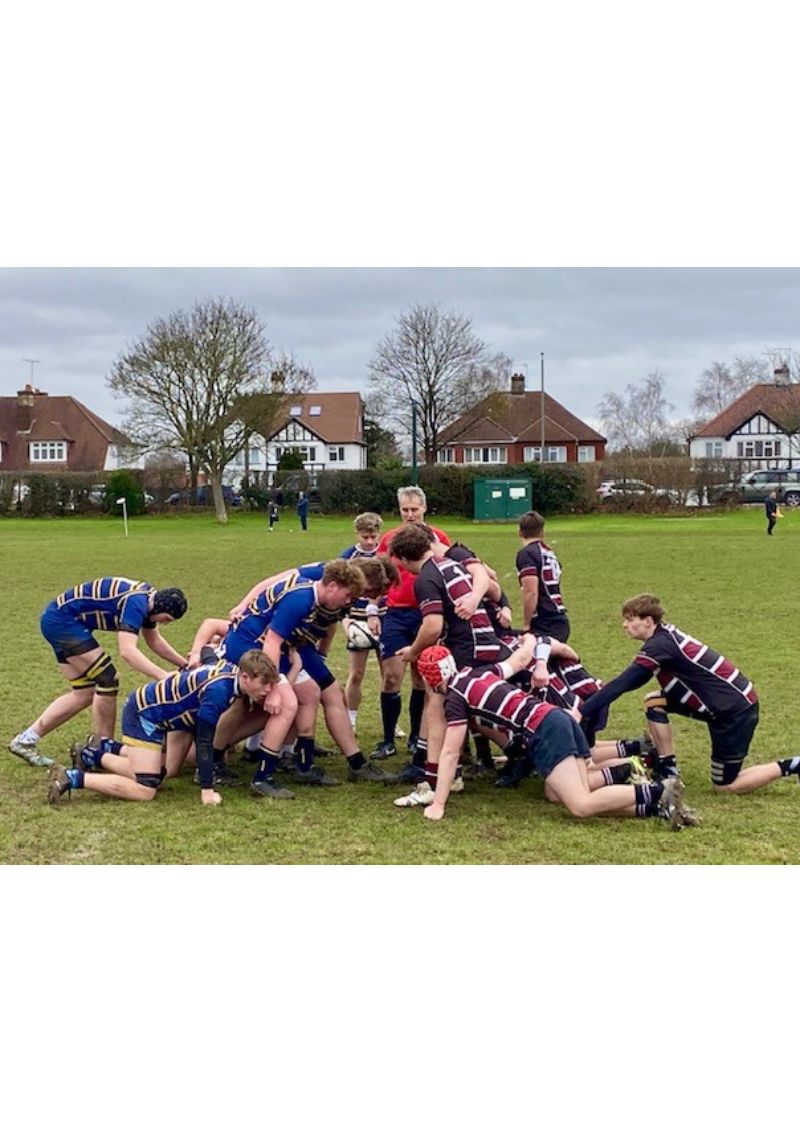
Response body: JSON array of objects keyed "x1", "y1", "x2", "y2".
[{"x1": 2, "y1": 267, "x2": 799, "y2": 432}]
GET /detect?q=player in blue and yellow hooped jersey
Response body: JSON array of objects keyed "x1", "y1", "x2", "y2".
[
  {"x1": 217, "y1": 558, "x2": 395, "y2": 786},
  {"x1": 9, "y1": 578, "x2": 187, "y2": 768},
  {"x1": 48, "y1": 650, "x2": 295, "y2": 806}
]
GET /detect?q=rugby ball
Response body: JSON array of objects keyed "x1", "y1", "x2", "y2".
[{"x1": 346, "y1": 622, "x2": 380, "y2": 651}]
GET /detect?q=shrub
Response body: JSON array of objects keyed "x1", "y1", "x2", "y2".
[{"x1": 105, "y1": 470, "x2": 146, "y2": 515}]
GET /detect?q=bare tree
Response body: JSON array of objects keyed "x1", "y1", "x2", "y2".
[
  {"x1": 108, "y1": 298, "x2": 272, "y2": 523},
  {"x1": 692, "y1": 355, "x2": 768, "y2": 419},
  {"x1": 367, "y1": 304, "x2": 508, "y2": 463},
  {"x1": 597, "y1": 371, "x2": 677, "y2": 455}
]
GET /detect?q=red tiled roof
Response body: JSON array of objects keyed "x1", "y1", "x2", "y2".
[
  {"x1": 268, "y1": 392, "x2": 364, "y2": 444},
  {"x1": 0, "y1": 389, "x2": 132, "y2": 472},
  {"x1": 692, "y1": 383, "x2": 800, "y2": 439},
  {"x1": 438, "y1": 390, "x2": 605, "y2": 446}
]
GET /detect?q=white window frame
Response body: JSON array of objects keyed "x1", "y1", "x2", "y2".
[
  {"x1": 464, "y1": 446, "x2": 506, "y2": 464},
  {"x1": 30, "y1": 440, "x2": 67, "y2": 462},
  {"x1": 437, "y1": 448, "x2": 454, "y2": 464},
  {"x1": 705, "y1": 441, "x2": 723, "y2": 459},
  {"x1": 577, "y1": 445, "x2": 595, "y2": 463}
]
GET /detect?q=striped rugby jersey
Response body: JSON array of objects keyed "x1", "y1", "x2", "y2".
[
  {"x1": 134, "y1": 660, "x2": 240, "y2": 731},
  {"x1": 635, "y1": 623, "x2": 758, "y2": 718},
  {"x1": 516, "y1": 540, "x2": 567, "y2": 623},
  {"x1": 414, "y1": 555, "x2": 511, "y2": 668},
  {"x1": 444, "y1": 664, "x2": 556, "y2": 734},
  {"x1": 223, "y1": 577, "x2": 340, "y2": 661},
  {"x1": 50, "y1": 577, "x2": 156, "y2": 634}
]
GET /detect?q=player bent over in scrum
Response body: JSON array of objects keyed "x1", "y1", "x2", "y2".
[
  {"x1": 414, "y1": 645, "x2": 698, "y2": 829},
  {"x1": 10, "y1": 579, "x2": 187, "y2": 767},
  {"x1": 48, "y1": 651, "x2": 294, "y2": 806}
]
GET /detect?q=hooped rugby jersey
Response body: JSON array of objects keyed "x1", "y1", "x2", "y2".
[
  {"x1": 222, "y1": 577, "x2": 342, "y2": 662},
  {"x1": 444, "y1": 664, "x2": 556, "y2": 735},
  {"x1": 633, "y1": 623, "x2": 758, "y2": 718},
  {"x1": 49, "y1": 577, "x2": 156, "y2": 634},
  {"x1": 516, "y1": 539, "x2": 567, "y2": 625},
  {"x1": 414, "y1": 555, "x2": 511, "y2": 669},
  {"x1": 133, "y1": 660, "x2": 241, "y2": 732}
]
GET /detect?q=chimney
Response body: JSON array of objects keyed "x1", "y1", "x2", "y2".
[
  {"x1": 510, "y1": 372, "x2": 526, "y2": 395},
  {"x1": 774, "y1": 362, "x2": 790, "y2": 385},
  {"x1": 16, "y1": 384, "x2": 45, "y2": 432},
  {"x1": 270, "y1": 369, "x2": 285, "y2": 394}
]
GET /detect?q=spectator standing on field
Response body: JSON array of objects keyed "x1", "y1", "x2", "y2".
[
  {"x1": 765, "y1": 491, "x2": 780, "y2": 536},
  {"x1": 268, "y1": 497, "x2": 279, "y2": 533},
  {"x1": 297, "y1": 491, "x2": 309, "y2": 531}
]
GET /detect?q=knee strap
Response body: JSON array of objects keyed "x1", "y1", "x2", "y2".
[
  {"x1": 84, "y1": 653, "x2": 119, "y2": 696},
  {"x1": 644, "y1": 693, "x2": 669, "y2": 725},
  {"x1": 135, "y1": 769, "x2": 165, "y2": 790}
]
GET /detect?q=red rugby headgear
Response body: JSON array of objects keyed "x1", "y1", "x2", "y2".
[{"x1": 417, "y1": 645, "x2": 457, "y2": 689}]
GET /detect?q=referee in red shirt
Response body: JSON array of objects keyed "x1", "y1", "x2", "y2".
[{"x1": 372, "y1": 486, "x2": 450, "y2": 759}]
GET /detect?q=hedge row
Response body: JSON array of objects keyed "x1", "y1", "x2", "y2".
[{"x1": 315, "y1": 462, "x2": 595, "y2": 517}]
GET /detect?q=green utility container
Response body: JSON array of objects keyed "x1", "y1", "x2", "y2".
[{"x1": 473, "y1": 477, "x2": 532, "y2": 521}]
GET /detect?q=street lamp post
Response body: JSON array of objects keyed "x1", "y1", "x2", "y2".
[
  {"x1": 411, "y1": 400, "x2": 420, "y2": 485},
  {"x1": 540, "y1": 352, "x2": 546, "y2": 462}
]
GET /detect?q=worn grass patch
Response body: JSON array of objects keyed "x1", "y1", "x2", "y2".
[{"x1": 1, "y1": 507, "x2": 798, "y2": 864}]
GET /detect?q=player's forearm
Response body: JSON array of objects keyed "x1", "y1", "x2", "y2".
[
  {"x1": 407, "y1": 619, "x2": 443, "y2": 662},
  {"x1": 466, "y1": 563, "x2": 491, "y2": 605},
  {"x1": 580, "y1": 664, "x2": 651, "y2": 718},
  {"x1": 119, "y1": 642, "x2": 170, "y2": 681},
  {"x1": 149, "y1": 636, "x2": 186, "y2": 666}
]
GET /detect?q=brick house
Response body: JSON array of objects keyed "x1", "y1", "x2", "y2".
[
  {"x1": 0, "y1": 384, "x2": 142, "y2": 473},
  {"x1": 435, "y1": 373, "x2": 606, "y2": 465}
]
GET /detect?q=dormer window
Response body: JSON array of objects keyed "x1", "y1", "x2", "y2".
[
  {"x1": 309, "y1": 405, "x2": 322, "y2": 416},
  {"x1": 30, "y1": 440, "x2": 67, "y2": 462},
  {"x1": 290, "y1": 405, "x2": 302, "y2": 416}
]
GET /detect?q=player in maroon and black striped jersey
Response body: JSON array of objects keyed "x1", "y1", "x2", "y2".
[
  {"x1": 516, "y1": 510, "x2": 570, "y2": 642},
  {"x1": 580, "y1": 593, "x2": 800, "y2": 793},
  {"x1": 413, "y1": 644, "x2": 693, "y2": 827}
]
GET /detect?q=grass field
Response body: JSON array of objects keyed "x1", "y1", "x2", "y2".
[{"x1": 1, "y1": 507, "x2": 798, "y2": 864}]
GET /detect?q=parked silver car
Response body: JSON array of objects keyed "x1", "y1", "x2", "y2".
[{"x1": 712, "y1": 467, "x2": 800, "y2": 507}]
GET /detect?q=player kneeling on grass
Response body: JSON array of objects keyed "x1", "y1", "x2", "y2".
[
  {"x1": 579, "y1": 593, "x2": 800, "y2": 795},
  {"x1": 48, "y1": 650, "x2": 294, "y2": 807},
  {"x1": 414, "y1": 644, "x2": 698, "y2": 829}
]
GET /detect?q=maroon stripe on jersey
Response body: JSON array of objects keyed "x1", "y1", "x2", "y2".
[
  {"x1": 635, "y1": 654, "x2": 659, "y2": 671},
  {"x1": 419, "y1": 598, "x2": 443, "y2": 617},
  {"x1": 518, "y1": 565, "x2": 539, "y2": 578},
  {"x1": 713, "y1": 657, "x2": 736, "y2": 681}
]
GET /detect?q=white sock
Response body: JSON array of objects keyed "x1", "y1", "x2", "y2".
[
  {"x1": 245, "y1": 733, "x2": 262, "y2": 752},
  {"x1": 281, "y1": 744, "x2": 295, "y2": 757},
  {"x1": 348, "y1": 709, "x2": 358, "y2": 727},
  {"x1": 19, "y1": 727, "x2": 41, "y2": 744}
]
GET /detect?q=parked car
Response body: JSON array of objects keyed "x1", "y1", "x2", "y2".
[
  {"x1": 596, "y1": 479, "x2": 678, "y2": 503},
  {"x1": 88, "y1": 485, "x2": 154, "y2": 508},
  {"x1": 710, "y1": 467, "x2": 800, "y2": 507},
  {"x1": 167, "y1": 485, "x2": 242, "y2": 507}
]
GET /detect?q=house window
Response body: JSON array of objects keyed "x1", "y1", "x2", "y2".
[
  {"x1": 309, "y1": 406, "x2": 322, "y2": 416},
  {"x1": 705, "y1": 441, "x2": 723, "y2": 458},
  {"x1": 30, "y1": 441, "x2": 67, "y2": 462},
  {"x1": 737, "y1": 440, "x2": 782, "y2": 458},
  {"x1": 578, "y1": 445, "x2": 595, "y2": 463},
  {"x1": 524, "y1": 446, "x2": 566, "y2": 463},
  {"x1": 289, "y1": 406, "x2": 302, "y2": 416},
  {"x1": 248, "y1": 447, "x2": 262, "y2": 463},
  {"x1": 328, "y1": 446, "x2": 345, "y2": 462},
  {"x1": 464, "y1": 446, "x2": 506, "y2": 464},
  {"x1": 437, "y1": 448, "x2": 454, "y2": 464}
]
